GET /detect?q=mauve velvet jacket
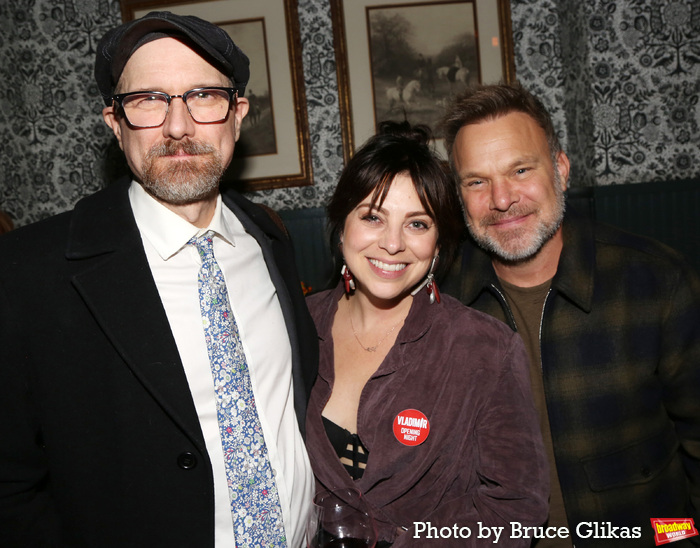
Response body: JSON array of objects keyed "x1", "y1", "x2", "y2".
[{"x1": 305, "y1": 284, "x2": 549, "y2": 547}]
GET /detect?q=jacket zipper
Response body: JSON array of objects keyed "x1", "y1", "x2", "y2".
[
  {"x1": 491, "y1": 283, "x2": 553, "y2": 372},
  {"x1": 492, "y1": 283, "x2": 574, "y2": 544},
  {"x1": 538, "y1": 289, "x2": 553, "y2": 371},
  {"x1": 489, "y1": 283, "x2": 518, "y2": 331}
]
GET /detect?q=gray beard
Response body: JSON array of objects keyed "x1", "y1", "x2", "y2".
[
  {"x1": 141, "y1": 139, "x2": 224, "y2": 205},
  {"x1": 467, "y1": 172, "x2": 566, "y2": 264}
]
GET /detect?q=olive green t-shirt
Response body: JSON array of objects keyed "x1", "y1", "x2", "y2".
[{"x1": 499, "y1": 277, "x2": 573, "y2": 548}]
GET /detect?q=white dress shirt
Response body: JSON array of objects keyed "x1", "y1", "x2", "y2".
[{"x1": 129, "y1": 182, "x2": 313, "y2": 547}]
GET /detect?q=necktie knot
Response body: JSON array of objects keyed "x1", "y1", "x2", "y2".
[{"x1": 189, "y1": 230, "x2": 217, "y2": 264}]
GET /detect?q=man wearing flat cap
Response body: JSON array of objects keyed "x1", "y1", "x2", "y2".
[{"x1": 0, "y1": 11, "x2": 317, "y2": 548}]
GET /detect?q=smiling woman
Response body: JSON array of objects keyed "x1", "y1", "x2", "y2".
[
  {"x1": 303, "y1": 121, "x2": 550, "y2": 547},
  {"x1": 340, "y1": 173, "x2": 438, "y2": 306}
]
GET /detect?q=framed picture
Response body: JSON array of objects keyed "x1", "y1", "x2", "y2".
[
  {"x1": 119, "y1": 0, "x2": 312, "y2": 191},
  {"x1": 330, "y1": 0, "x2": 515, "y2": 162}
]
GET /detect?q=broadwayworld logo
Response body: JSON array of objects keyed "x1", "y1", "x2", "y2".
[{"x1": 651, "y1": 518, "x2": 699, "y2": 545}]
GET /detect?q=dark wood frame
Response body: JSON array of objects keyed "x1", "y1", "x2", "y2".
[{"x1": 330, "y1": 0, "x2": 516, "y2": 163}]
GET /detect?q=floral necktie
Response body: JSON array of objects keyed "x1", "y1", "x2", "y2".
[{"x1": 189, "y1": 231, "x2": 287, "y2": 547}]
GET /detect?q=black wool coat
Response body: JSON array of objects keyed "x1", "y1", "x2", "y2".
[{"x1": 0, "y1": 179, "x2": 318, "y2": 547}]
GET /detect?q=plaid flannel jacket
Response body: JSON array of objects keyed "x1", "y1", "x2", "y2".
[{"x1": 443, "y1": 209, "x2": 700, "y2": 547}]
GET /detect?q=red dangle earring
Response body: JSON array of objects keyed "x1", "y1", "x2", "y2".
[
  {"x1": 426, "y1": 273, "x2": 440, "y2": 304},
  {"x1": 341, "y1": 263, "x2": 356, "y2": 294},
  {"x1": 411, "y1": 255, "x2": 440, "y2": 304}
]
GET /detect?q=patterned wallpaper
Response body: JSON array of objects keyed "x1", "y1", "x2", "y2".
[
  {"x1": 512, "y1": 0, "x2": 700, "y2": 187},
  {"x1": 1, "y1": 0, "x2": 699, "y2": 227}
]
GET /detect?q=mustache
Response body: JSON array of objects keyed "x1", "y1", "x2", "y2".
[
  {"x1": 479, "y1": 205, "x2": 536, "y2": 228},
  {"x1": 147, "y1": 139, "x2": 216, "y2": 158}
]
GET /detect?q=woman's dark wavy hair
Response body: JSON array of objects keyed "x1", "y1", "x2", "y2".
[{"x1": 327, "y1": 120, "x2": 464, "y2": 281}]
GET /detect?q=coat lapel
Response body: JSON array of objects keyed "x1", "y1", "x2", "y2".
[
  {"x1": 222, "y1": 190, "x2": 316, "y2": 435},
  {"x1": 66, "y1": 180, "x2": 206, "y2": 451}
]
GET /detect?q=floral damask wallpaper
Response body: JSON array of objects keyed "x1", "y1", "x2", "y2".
[
  {"x1": 512, "y1": 0, "x2": 700, "y2": 187},
  {"x1": 0, "y1": 0, "x2": 698, "y2": 227}
]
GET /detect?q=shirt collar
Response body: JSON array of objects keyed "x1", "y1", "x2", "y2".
[
  {"x1": 455, "y1": 207, "x2": 595, "y2": 313},
  {"x1": 128, "y1": 181, "x2": 236, "y2": 260}
]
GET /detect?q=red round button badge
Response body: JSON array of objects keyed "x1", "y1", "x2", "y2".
[{"x1": 393, "y1": 409, "x2": 430, "y2": 446}]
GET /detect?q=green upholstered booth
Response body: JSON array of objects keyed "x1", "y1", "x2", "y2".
[{"x1": 278, "y1": 179, "x2": 700, "y2": 295}]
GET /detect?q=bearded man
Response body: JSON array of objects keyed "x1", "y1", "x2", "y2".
[
  {"x1": 0, "y1": 12, "x2": 317, "y2": 547},
  {"x1": 441, "y1": 82, "x2": 700, "y2": 548}
]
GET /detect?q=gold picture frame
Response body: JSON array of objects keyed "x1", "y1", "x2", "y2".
[
  {"x1": 119, "y1": 0, "x2": 313, "y2": 191},
  {"x1": 330, "y1": 0, "x2": 515, "y2": 163}
]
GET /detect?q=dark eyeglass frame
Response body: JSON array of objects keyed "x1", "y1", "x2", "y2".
[{"x1": 110, "y1": 86, "x2": 239, "y2": 128}]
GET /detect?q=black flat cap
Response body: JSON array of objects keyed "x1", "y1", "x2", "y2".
[{"x1": 95, "y1": 11, "x2": 250, "y2": 105}]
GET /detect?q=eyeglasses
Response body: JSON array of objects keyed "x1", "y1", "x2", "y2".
[{"x1": 111, "y1": 87, "x2": 238, "y2": 128}]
